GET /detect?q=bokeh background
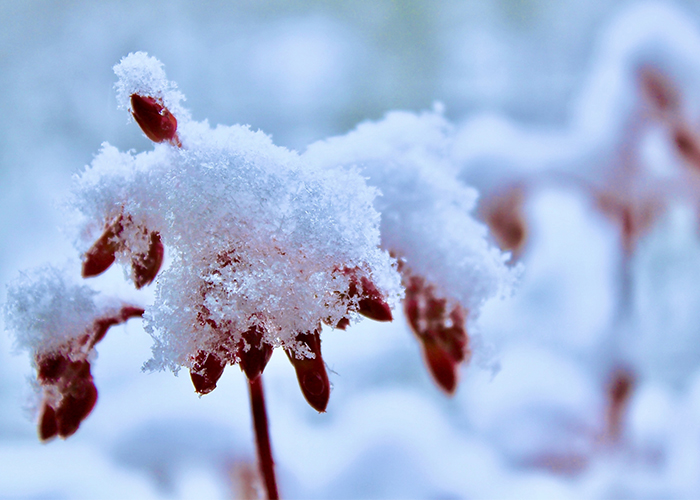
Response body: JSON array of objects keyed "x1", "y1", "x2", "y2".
[{"x1": 5, "y1": 0, "x2": 700, "y2": 498}]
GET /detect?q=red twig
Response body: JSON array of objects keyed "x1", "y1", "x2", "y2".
[{"x1": 248, "y1": 375, "x2": 279, "y2": 500}]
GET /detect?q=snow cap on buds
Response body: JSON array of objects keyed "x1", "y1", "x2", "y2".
[
  {"x1": 72, "y1": 54, "x2": 402, "y2": 377},
  {"x1": 4, "y1": 265, "x2": 99, "y2": 355},
  {"x1": 113, "y1": 52, "x2": 187, "y2": 120},
  {"x1": 304, "y1": 108, "x2": 518, "y2": 393},
  {"x1": 304, "y1": 108, "x2": 519, "y2": 318},
  {"x1": 4, "y1": 265, "x2": 144, "y2": 439}
]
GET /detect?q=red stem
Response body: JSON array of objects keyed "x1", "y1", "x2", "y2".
[{"x1": 248, "y1": 375, "x2": 279, "y2": 500}]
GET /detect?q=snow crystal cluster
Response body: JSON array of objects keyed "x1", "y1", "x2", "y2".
[
  {"x1": 3, "y1": 266, "x2": 99, "y2": 357},
  {"x1": 305, "y1": 106, "x2": 519, "y2": 316}
]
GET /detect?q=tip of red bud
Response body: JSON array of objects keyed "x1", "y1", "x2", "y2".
[
  {"x1": 606, "y1": 367, "x2": 636, "y2": 441},
  {"x1": 130, "y1": 94, "x2": 180, "y2": 146},
  {"x1": 403, "y1": 274, "x2": 470, "y2": 395},
  {"x1": 343, "y1": 269, "x2": 393, "y2": 322},
  {"x1": 238, "y1": 325, "x2": 274, "y2": 381},
  {"x1": 335, "y1": 317, "x2": 350, "y2": 330},
  {"x1": 286, "y1": 331, "x2": 330, "y2": 413},
  {"x1": 82, "y1": 216, "x2": 123, "y2": 278},
  {"x1": 421, "y1": 340, "x2": 459, "y2": 395},
  {"x1": 190, "y1": 350, "x2": 227, "y2": 395}
]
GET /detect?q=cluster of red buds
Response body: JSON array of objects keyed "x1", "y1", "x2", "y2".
[
  {"x1": 79, "y1": 93, "x2": 394, "y2": 419},
  {"x1": 82, "y1": 212, "x2": 164, "y2": 289},
  {"x1": 36, "y1": 305, "x2": 144, "y2": 440},
  {"x1": 188, "y1": 264, "x2": 392, "y2": 413},
  {"x1": 400, "y1": 264, "x2": 470, "y2": 394}
]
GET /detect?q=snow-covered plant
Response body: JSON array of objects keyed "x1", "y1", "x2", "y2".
[
  {"x1": 305, "y1": 108, "x2": 518, "y2": 392},
  {"x1": 3, "y1": 52, "x2": 514, "y2": 498}
]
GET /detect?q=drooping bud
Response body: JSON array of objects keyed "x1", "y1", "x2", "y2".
[
  {"x1": 335, "y1": 317, "x2": 351, "y2": 330},
  {"x1": 82, "y1": 214, "x2": 163, "y2": 289},
  {"x1": 54, "y1": 373, "x2": 99, "y2": 438},
  {"x1": 285, "y1": 330, "x2": 330, "y2": 413},
  {"x1": 596, "y1": 192, "x2": 663, "y2": 257},
  {"x1": 34, "y1": 305, "x2": 143, "y2": 441},
  {"x1": 82, "y1": 215, "x2": 124, "y2": 278},
  {"x1": 343, "y1": 268, "x2": 392, "y2": 322},
  {"x1": 130, "y1": 94, "x2": 180, "y2": 146},
  {"x1": 190, "y1": 349, "x2": 227, "y2": 395},
  {"x1": 605, "y1": 367, "x2": 636, "y2": 442},
  {"x1": 638, "y1": 66, "x2": 679, "y2": 115},
  {"x1": 36, "y1": 355, "x2": 98, "y2": 440},
  {"x1": 237, "y1": 325, "x2": 274, "y2": 381},
  {"x1": 479, "y1": 185, "x2": 528, "y2": 261},
  {"x1": 403, "y1": 272, "x2": 470, "y2": 395}
]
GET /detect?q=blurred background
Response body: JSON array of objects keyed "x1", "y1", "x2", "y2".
[{"x1": 5, "y1": 0, "x2": 700, "y2": 498}]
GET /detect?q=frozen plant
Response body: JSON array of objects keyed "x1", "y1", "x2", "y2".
[
  {"x1": 4, "y1": 52, "x2": 514, "y2": 498},
  {"x1": 305, "y1": 107, "x2": 518, "y2": 393}
]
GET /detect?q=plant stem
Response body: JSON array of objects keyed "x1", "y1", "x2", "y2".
[{"x1": 248, "y1": 374, "x2": 279, "y2": 500}]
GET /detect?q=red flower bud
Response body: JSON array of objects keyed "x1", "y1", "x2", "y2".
[
  {"x1": 130, "y1": 94, "x2": 180, "y2": 146},
  {"x1": 285, "y1": 330, "x2": 330, "y2": 413},
  {"x1": 421, "y1": 338, "x2": 459, "y2": 395},
  {"x1": 638, "y1": 66, "x2": 679, "y2": 114},
  {"x1": 34, "y1": 305, "x2": 143, "y2": 440},
  {"x1": 55, "y1": 378, "x2": 98, "y2": 439},
  {"x1": 335, "y1": 317, "x2": 350, "y2": 330},
  {"x1": 82, "y1": 214, "x2": 163, "y2": 288},
  {"x1": 82, "y1": 215, "x2": 124, "y2": 278},
  {"x1": 39, "y1": 402, "x2": 58, "y2": 441},
  {"x1": 190, "y1": 350, "x2": 227, "y2": 395},
  {"x1": 479, "y1": 185, "x2": 527, "y2": 260},
  {"x1": 237, "y1": 325, "x2": 273, "y2": 381},
  {"x1": 403, "y1": 273, "x2": 470, "y2": 395},
  {"x1": 343, "y1": 268, "x2": 392, "y2": 322},
  {"x1": 605, "y1": 367, "x2": 636, "y2": 442},
  {"x1": 37, "y1": 353, "x2": 69, "y2": 383}
]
